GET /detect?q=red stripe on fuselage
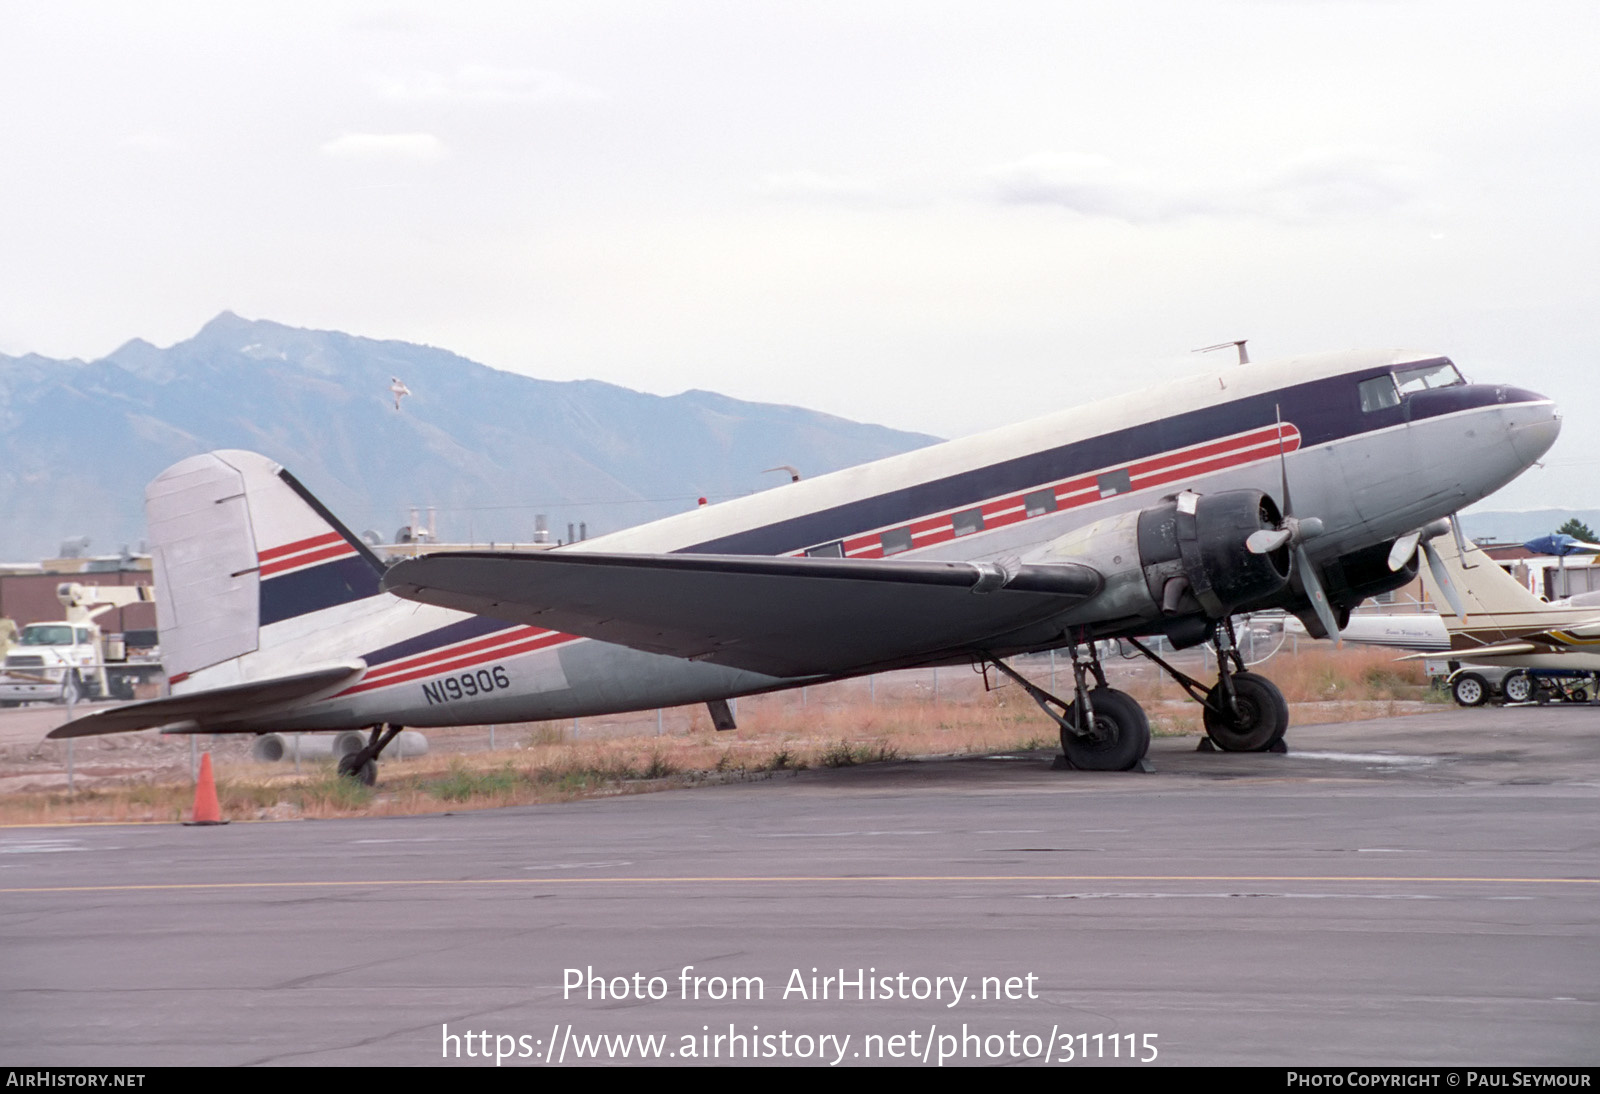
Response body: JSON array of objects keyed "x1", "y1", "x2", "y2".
[
  {"x1": 798, "y1": 423, "x2": 1300, "y2": 560},
  {"x1": 337, "y1": 629, "x2": 577, "y2": 697},
  {"x1": 360, "y1": 625, "x2": 552, "y2": 683}
]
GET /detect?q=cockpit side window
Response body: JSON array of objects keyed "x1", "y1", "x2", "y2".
[
  {"x1": 1394, "y1": 360, "x2": 1465, "y2": 395},
  {"x1": 1358, "y1": 375, "x2": 1400, "y2": 412}
]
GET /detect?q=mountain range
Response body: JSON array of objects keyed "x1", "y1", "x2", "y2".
[
  {"x1": 1, "y1": 313, "x2": 1579, "y2": 565},
  {"x1": 0, "y1": 313, "x2": 940, "y2": 561}
]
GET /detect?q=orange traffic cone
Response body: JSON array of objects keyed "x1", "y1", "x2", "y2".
[{"x1": 184, "y1": 752, "x2": 228, "y2": 826}]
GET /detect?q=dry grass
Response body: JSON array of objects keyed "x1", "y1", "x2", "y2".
[{"x1": 0, "y1": 644, "x2": 1436, "y2": 825}]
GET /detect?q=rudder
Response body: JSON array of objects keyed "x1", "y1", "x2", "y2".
[{"x1": 147, "y1": 451, "x2": 384, "y2": 684}]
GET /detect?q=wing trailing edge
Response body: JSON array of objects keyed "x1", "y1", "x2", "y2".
[{"x1": 382, "y1": 551, "x2": 1101, "y2": 677}]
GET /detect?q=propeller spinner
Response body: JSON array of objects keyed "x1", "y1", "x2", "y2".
[{"x1": 1245, "y1": 409, "x2": 1342, "y2": 640}]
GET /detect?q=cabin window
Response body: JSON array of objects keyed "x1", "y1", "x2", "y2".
[
  {"x1": 1358, "y1": 375, "x2": 1400, "y2": 412},
  {"x1": 880, "y1": 528, "x2": 913, "y2": 555},
  {"x1": 804, "y1": 542, "x2": 843, "y2": 558},
  {"x1": 1024, "y1": 488, "x2": 1058, "y2": 517},
  {"x1": 1395, "y1": 360, "x2": 1465, "y2": 395},
  {"x1": 952, "y1": 508, "x2": 985, "y2": 536},
  {"x1": 1097, "y1": 468, "x2": 1132, "y2": 497}
]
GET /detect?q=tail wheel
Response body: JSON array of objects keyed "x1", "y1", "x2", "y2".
[
  {"x1": 1203, "y1": 671, "x2": 1288, "y2": 752},
  {"x1": 1060, "y1": 688, "x2": 1150, "y2": 771},
  {"x1": 337, "y1": 753, "x2": 378, "y2": 786}
]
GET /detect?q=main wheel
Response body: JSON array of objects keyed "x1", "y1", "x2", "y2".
[
  {"x1": 1060, "y1": 687, "x2": 1150, "y2": 771},
  {"x1": 1203, "y1": 672, "x2": 1289, "y2": 752},
  {"x1": 1502, "y1": 671, "x2": 1534, "y2": 704},
  {"x1": 1452, "y1": 672, "x2": 1489, "y2": 707},
  {"x1": 337, "y1": 752, "x2": 378, "y2": 786}
]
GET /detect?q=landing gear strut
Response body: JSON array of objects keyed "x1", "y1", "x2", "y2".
[
  {"x1": 337, "y1": 723, "x2": 405, "y2": 786},
  {"x1": 987, "y1": 640, "x2": 1150, "y2": 771},
  {"x1": 1125, "y1": 618, "x2": 1288, "y2": 753}
]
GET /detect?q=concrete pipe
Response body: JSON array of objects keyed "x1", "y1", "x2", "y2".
[{"x1": 251, "y1": 730, "x2": 429, "y2": 762}]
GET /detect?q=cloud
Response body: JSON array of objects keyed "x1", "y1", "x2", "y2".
[
  {"x1": 1256, "y1": 149, "x2": 1418, "y2": 220},
  {"x1": 374, "y1": 65, "x2": 601, "y2": 104},
  {"x1": 319, "y1": 132, "x2": 447, "y2": 162},
  {"x1": 983, "y1": 149, "x2": 1418, "y2": 224}
]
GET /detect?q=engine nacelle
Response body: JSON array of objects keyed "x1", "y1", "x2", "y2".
[{"x1": 1041, "y1": 489, "x2": 1292, "y2": 642}]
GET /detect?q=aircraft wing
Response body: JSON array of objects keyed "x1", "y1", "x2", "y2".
[
  {"x1": 382, "y1": 552, "x2": 1102, "y2": 677},
  {"x1": 46, "y1": 662, "x2": 366, "y2": 738},
  {"x1": 1397, "y1": 641, "x2": 1540, "y2": 662}
]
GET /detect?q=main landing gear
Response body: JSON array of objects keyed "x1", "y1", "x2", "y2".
[
  {"x1": 337, "y1": 723, "x2": 405, "y2": 786},
  {"x1": 987, "y1": 643, "x2": 1151, "y2": 771},
  {"x1": 994, "y1": 616, "x2": 1290, "y2": 771},
  {"x1": 1125, "y1": 617, "x2": 1289, "y2": 753}
]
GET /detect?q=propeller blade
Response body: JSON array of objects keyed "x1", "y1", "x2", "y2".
[
  {"x1": 1388, "y1": 532, "x2": 1421, "y2": 572},
  {"x1": 1296, "y1": 544, "x2": 1344, "y2": 641},
  {"x1": 1422, "y1": 540, "x2": 1468, "y2": 621},
  {"x1": 1275, "y1": 405, "x2": 1293, "y2": 517}
]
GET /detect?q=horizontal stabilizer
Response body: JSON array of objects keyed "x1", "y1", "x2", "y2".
[
  {"x1": 47, "y1": 662, "x2": 366, "y2": 739},
  {"x1": 382, "y1": 551, "x2": 1101, "y2": 677}
]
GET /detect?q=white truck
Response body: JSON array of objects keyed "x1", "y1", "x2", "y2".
[{"x1": 0, "y1": 583, "x2": 156, "y2": 706}]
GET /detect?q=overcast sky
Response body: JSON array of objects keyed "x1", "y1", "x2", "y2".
[{"x1": 4, "y1": 0, "x2": 1596, "y2": 508}]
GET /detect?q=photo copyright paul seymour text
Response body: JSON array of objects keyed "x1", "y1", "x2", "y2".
[{"x1": 439, "y1": 965, "x2": 1159, "y2": 1065}]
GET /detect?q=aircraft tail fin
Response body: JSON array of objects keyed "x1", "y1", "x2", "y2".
[
  {"x1": 1421, "y1": 531, "x2": 1546, "y2": 619},
  {"x1": 148, "y1": 451, "x2": 385, "y2": 685},
  {"x1": 1420, "y1": 524, "x2": 1555, "y2": 646}
]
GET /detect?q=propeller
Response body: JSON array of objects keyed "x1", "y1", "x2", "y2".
[
  {"x1": 1388, "y1": 516, "x2": 1467, "y2": 620},
  {"x1": 1246, "y1": 409, "x2": 1342, "y2": 640}
]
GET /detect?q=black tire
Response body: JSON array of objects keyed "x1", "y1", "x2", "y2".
[
  {"x1": 1452, "y1": 672, "x2": 1489, "y2": 707},
  {"x1": 1502, "y1": 671, "x2": 1534, "y2": 704},
  {"x1": 59, "y1": 673, "x2": 82, "y2": 705},
  {"x1": 337, "y1": 752, "x2": 378, "y2": 786},
  {"x1": 1060, "y1": 687, "x2": 1150, "y2": 771},
  {"x1": 1204, "y1": 672, "x2": 1289, "y2": 752},
  {"x1": 1570, "y1": 688, "x2": 1588, "y2": 704}
]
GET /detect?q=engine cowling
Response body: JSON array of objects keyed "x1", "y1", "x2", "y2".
[
  {"x1": 1135, "y1": 490, "x2": 1292, "y2": 618},
  {"x1": 1040, "y1": 489, "x2": 1292, "y2": 643}
]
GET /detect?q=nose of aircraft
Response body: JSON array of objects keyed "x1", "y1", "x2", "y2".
[{"x1": 1508, "y1": 389, "x2": 1562, "y2": 465}]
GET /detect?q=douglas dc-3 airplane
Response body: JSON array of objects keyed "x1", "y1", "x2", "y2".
[{"x1": 49, "y1": 350, "x2": 1560, "y2": 782}]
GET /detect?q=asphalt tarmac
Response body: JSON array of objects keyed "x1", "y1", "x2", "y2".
[{"x1": 3, "y1": 706, "x2": 1597, "y2": 1067}]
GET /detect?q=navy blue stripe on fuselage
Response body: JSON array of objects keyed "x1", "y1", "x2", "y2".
[
  {"x1": 361, "y1": 614, "x2": 516, "y2": 667},
  {"x1": 679, "y1": 369, "x2": 1539, "y2": 557},
  {"x1": 259, "y1": 556, "x2": 383, "y2": 627}
]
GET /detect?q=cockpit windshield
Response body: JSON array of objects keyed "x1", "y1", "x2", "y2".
[
  {"x1": 1359, "y1": 359, "x2": 1466, "y2": 413},
  {"x1": 1394, "y1": 360, "x2": 1465, "y2": 395}
]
